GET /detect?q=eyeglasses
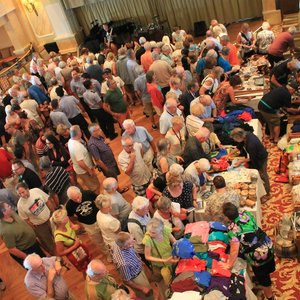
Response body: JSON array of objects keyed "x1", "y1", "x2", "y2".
[
  {"x1": 12, "y1": 167, "x2": 22, "y2": 173},
  {"x1": 124, "y1": 144, "x2": 134, "y2": 147}
]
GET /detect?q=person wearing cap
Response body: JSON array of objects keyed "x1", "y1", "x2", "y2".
[
  {"x1": 270, "y1": 58, "x2": 300, "y2": 89},
  {"x1": 101, "y1": 68, "x2": 126, "y2": 97},
  {"x1": 136, "y1": 37, "x2": 146, "y2": 64},
  {"x1": 268, "y1": 26, "x2": 300, "y2": 68},
  {"x1": 258, "y1": 84, "x2": 300, "y2": 144}
]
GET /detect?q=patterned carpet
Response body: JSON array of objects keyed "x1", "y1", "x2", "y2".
[{"x1": 261, "y1": 136, "x2": 300, "y2": 299}]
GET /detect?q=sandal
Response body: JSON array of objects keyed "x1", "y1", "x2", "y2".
[{"x1": 261, "y1": 194, "x2": 271, "y2": 204}]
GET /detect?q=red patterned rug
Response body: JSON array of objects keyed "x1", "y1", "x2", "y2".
[{"x1": 262, "y1": 136, "x2": 300, "y2": 299}]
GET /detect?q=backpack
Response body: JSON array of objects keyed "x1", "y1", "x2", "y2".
[{"x1": 123, "y1": 218, "x2": 147, "y2": 233}]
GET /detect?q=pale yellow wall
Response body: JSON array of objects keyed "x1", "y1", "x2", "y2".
[{"x1": 0, "y1": 27, "x2": 13, "y2": 49}]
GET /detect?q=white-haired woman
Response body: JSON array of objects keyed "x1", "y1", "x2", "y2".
[
  {"x1": 51, "y1": 207, "x2": 90, "y2": 276},
  {"x1": 186, "y1": 102, "x2": 205, "y2": 137},
  {"x1": 143, "y1": 218, "x2": 178, "y2": 285},
  {"x1": 256, "y1": 22, "x2": 275, "y2": 55},
  {"x1": 153, "y1": 196, "x2": 185, "y2": 239},
  {"x1": 184, "y1": 158, "x2": 212, "y2": 191},
  {"x1": 165, "y1": 116, "x2": 186, "y2": 156}
]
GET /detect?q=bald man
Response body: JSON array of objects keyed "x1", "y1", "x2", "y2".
[
  {"x1": 24, "y1": 253, "x2": 69, "y2": 300},
  {"x1": 86, "y1": 259, "x2": 134, "y2": 300}
]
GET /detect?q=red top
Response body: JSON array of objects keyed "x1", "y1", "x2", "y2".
[
  {"x1": 268, "y1": 32, "x2": 295, "y2": 57},
  {"x1": 141, "y1": 51, "x2": 154, "y2": 72},
  {"x1": 147, "y1": 83, "x2": 164, "y2": 109},
  {"x1": 227, "y1": 42, "x2": 240, "y2": 66},
  {"x1": 0, "y1": 148, "x2": 13, "y2": 179}
]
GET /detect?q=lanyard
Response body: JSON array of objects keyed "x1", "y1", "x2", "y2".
[{"x1": 172, "y1": 128, "x2": 183, "y2": 146}]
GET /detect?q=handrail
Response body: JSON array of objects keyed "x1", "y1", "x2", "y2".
[{"x1": 0, "y1": 43, "x2": 33, "y2": 77}]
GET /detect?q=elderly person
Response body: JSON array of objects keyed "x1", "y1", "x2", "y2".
[
  {"x1": 86, "y1": 259, "x2": 134, "y2": 300},
  {"x1": 165, "y1": 116, "x2": 186, "y2": 156},
  {"x1": 205, "y1": 175, "x2": 240, "y2": 222},
  {"x1": 24, "y1": 253, "x2": 70, "y2": 300},
  {"x1": 111, "y1": 232, "x2": 153, "y2": 299},
  {"x1": 50, "y1": 99, "x2": 72, "y2": 129},
  {"x1": 222, "y1": 203, "x2": 275, "y2": 300},
  {"x1": 210, "y1": 19, "x2": 227, "y2": 37},
  {"x1": 258, "y1": 85, "x2": 298, "y2": 143},
  {"x1": 159, "y1": 97, "x2": 183, "y2": 135},
  {"x1": 66, "y1": 186, "x2": 109, "y2": 258},
  {"x1": 268, "y1": 26, "x2": 300, "y2": 68},
  {"x1": 163, "y1": 172, "x2": 197, "y2": 209},
  {"x1": 270, "y1": 58, "x2": 300, "y2": 89},
  {"x1": 149, "y1": 52, "x2": 173, "y2": 97},
  {"x1": 195, "y1": 48, "x2": 218, "y2": 82},
  {"x1": 141, "y1": 42, "x2": 154, "y2": 72},
  {"x1": 136, "y1": 36, "x2": 146, "y2": 64},
  {"x1": 96, "y1": 194, "x2": 121, "y2": 250},
  {"x1": 68, "y1": 125, "x2": 100, "y2": 194},
  {"x1": 122, "y1": 119, "x2": 157, "y2": 170},
  {"x1": 16, "y1": 182, "x2": 56, "y2": 256},
  {"x1": 236, "y1": 23, "x2": 255, "y2": 61},
  {"x1": 220, "y1": 34, "x2": 240, "y2": 66},
  {"x1": 186, "y1": 102, "x2": 205, "y2": 137},
  {"x1": 153, "y1": 196, "x2": 184, "y2": 239},
  {"x1": 0, "y1": 201, "x2": 44, "y2": 266},
  {"x1": 200, "y1": 66, "x2": 224, "y2": 97},
  {"x1": 127, "y1": 196, "x2": 151, "y2": 264},
  {"x1": 182, "y1": 127, "x2": 211, "y2": 168},
  {"x1": 40, "y1": 156, "x2": 70, "y2": 205},
  {"x1": 51, "y1": 208, "x2": 90, "y2": 276},
  {"x1": 118, "y1": 136, "x2": 152, "y2": 197},
  {"x1": 103, "y1": 78, "x2": 130, "y2": 129},
  {"x1": 184, "y1": 158, "x2": 211, "y2": 190},
  {"x1": 230, "y1": 128, "x2": 270, "y2": 203},
  {"x1": 103, "y1": 177, "x2": 131, "y2": 225},
  {"x1": 161, "y1": 44, "x2": 173, "y2": 66},
  {"x1": 256, "y1": 22, "x2": 275, "y2": 55},
  {"x1": 143, "y1": 218, "x2": 178, "y2": 285}
]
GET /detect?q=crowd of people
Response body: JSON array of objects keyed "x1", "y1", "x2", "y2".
[{"x1": 1, "y1": 18, "x2": 298, "y2": 300}]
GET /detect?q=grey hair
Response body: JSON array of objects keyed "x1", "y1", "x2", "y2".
[
  {"x1": 206, "y1": 49, "x2": 218, "y2": 58},
  {"x1": 95, "y1": 194, "x2": 111, "y2": 210},
  {"x1": 162, "y1": 44, "x2": 171, "y2": 53},
  {"x1": 152, "y1": 52, "x2": 161, "y2": 61},
  {"x1": 169, "y1": 163, "x2": 184, "y2": 176},
  {"x1": 67, "y1": 186, "x2": 81, "y2": 199},
  {"x1": 146, "y1": 218, "x2": 164, "y2": 234},
  {"x1": 144, "y1": 42, "x2": 151, "y2": 51},
  {"x1": 122, "y1": 119, "x2": 135, "y2": 129},
  {"x1": 121, "y1": 135, "x2": 133, "y2": 146},
  {"x1": 131, "y1": 196, "x2": 149, "y2": 212},
  {"x1": 230, "y1": 127, "x2": 247, "y2": 139},
  {"x1": 58, "y1": 61, "x2": 67, "y2": 69},
  {"x1": 88, "y1": 123, "x2": 100, "y2": 134},
  {"x1": 39, "y1": 156, "x2": 52, "y2": 170},
  {"x1": 288, "y1": 26, "x2": 297, "y2": 35},
  {"x1": 23, "y1": 253, "x2": 42, "y2": 270},
  {"x1": 220, "y1": 35, "x2": 230, "y2": 42},
  {"x1": 103, "y1": 177, "x2": 118, "y2": 193},
  {"x1": 157, "y1": 138, "x2": 171, "y2": 156},
  {"x1": 156, "y1": 196, "x2": 171, "y2": 211},
  {"x1": 139, "y1": 36, "x2": 146, "y2": 45},
  {"x1": 50, "y1": 77, "x2": 58, "y2": 86},
  {"x1": 70, "y1": 125, "x2": 81, "y2": 138}
]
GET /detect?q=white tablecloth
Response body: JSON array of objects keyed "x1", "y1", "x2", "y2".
[
  {"x1": 247, "y1": 119, "x2": 263, "y2": 141},
  {"x1": 195, "y1": 168, "x2": 265, "y2": 227}
]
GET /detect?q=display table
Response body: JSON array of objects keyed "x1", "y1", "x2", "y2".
[
  {"x1": 247, "y1": 119, "x2": 263, "y2": 141},
  {"x1": 195, "y1": 168, "x2": 265, "y2": 227}
]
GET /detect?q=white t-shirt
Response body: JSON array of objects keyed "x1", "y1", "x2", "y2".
[
  {"x1": 101, "y1": 76, "x2": 124, "y2": 95},
  {"x1": 20, "y1": 99, "x2": 43, "y2": 127},
  {"x1": 96, "y1": 211, "x2": 120, "y2": 246},
  {"x1": 29, "y1": 75, "x2": 42, "y2": 86},
  {"x1": 68, "y1": 139, "x2": 94, "y2": 175},
  {"x1": 17, "y1": 188, "x2": 50, "y2": 225}
]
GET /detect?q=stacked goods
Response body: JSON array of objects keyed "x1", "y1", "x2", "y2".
[{"x1": 234, "y1": 183, "x2": 257, "y2": 208}]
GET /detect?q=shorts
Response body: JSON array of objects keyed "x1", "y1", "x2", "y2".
[
  {"x1": 252, "y1": 257, "x2": 276, "y2": 287},
  {"x1": 259, "y1": 110, "x2": 281, "y2": 126}
]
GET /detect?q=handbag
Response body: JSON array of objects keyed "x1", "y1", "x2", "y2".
[
  {"x1": 55, "y1": 233, "x2": 90, "y2": 271},
  {"x1": 151, "y1": 237, "x2": 172, "y2": 286}
]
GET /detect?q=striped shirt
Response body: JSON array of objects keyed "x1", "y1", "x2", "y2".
[
  {"x1": 111, "y1": 242, "x2": 142, "y2": 281},
  {"x1": 45, "y1": 166, "x2": 69, "y2": 195}
]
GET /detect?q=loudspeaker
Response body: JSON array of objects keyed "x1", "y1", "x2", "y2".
[
  {"x1": 194, "y1": 21, "x2": 207, "y2": 37},
  {"x1": 43, "y1": 42, "x2": 59, "y2": 54}
]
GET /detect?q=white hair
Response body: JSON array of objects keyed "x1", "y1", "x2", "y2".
[
  {"x1": 197, "y1": 158, "x2": 211, "y2": 172},
  {"x1": 261, "y1": 22, "x2": 270, "y2": 30},
  {"x1": 67, "y1": 186, "x2": 81, "y2": 199},
  {"x1": 146, "y1": 218, "x2": 164, "y2": 233},
  {"x1": 103, "y1": 177, "x2": 118, "y2": 193},
  {"x1": 131, "y1": 196, "x2": 149, "y2": 212},
  {"x1": 288, "y1": 26, "x2": 297, "y2": 35},
  {"x1": 122, "y1": 119, "x2": 135, "y2": 129},
  {"x1": 23, "y1": 253, "x2": 42, "y2": 270},
  {"x1": 206, "y1": 49, "x2": 218, "y2": 58},
  {"x1": 139, "y1": 37, "x2": 146, "y2": 45},
  {"x1": 144, "y1": 42, "x2": 151, "y2": 51},
  {"x1": 169, "y1": 163, "x2": 184, "y2": 176},
  {"x1": 121, "y1": 135, "x2": 133, "y2": 146}
]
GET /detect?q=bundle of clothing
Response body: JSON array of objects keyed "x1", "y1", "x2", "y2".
[{"x1": 170, "y1": 221, "x2": 247, "y2": 299}]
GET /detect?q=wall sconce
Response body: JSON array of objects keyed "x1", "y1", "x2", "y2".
[{"x1": 23, "y1": 0, "x2": 38, "y2": 16}]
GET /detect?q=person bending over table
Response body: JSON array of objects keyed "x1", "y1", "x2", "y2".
[
  {"x1": 229, "y1": 128, "x2": 271, "y2": 203},
  {"x1": 221, "y1": 203, "x2": 276, "y2": 300}
]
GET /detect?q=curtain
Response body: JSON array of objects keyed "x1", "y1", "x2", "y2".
[{"x1": 72, "y1": 0, "x2": 263, "y2": 36}]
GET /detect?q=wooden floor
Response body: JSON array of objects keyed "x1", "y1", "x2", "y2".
[{"x1": 0, "y1": 19, "x2": 265, "y2": 300}]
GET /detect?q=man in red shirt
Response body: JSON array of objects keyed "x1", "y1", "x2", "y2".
[
  {"x1": 220, "y1": 34, "x2": 240, "y2": 66},
  {"x1": 268, "y1": 26, "x2": 300, "y2": 68}
]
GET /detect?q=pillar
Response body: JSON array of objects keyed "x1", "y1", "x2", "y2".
[{"x1": 262, "y1": 0, "x2": 282, "y2": 25}]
